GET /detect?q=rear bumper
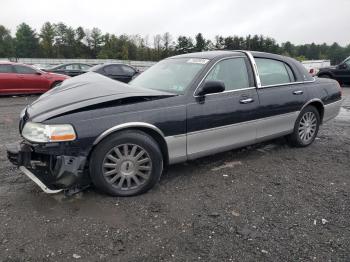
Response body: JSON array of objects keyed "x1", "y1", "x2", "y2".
[
  {"x1": 323, "y1": 99, "x2": 343, "y2": 123},
  {"x1": 6, "y1": 141, "x2": 87, "y2": 193}
]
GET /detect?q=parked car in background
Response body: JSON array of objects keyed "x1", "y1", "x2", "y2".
[
  {"x1": 89, "y1": 63, "x2": 139, "y2": 83},
  {"x1": 45, "y1": 63, "x2": 92, "y2": 77},
  {"x1": 0, "y1": 62, "x2": 69, "y2": 95},
  {"x1": 302, "y1": 60, "x2": 331, "y2": 76},
  {"x1": 6, "y1": 51, "x2": 343, "y2": 197},
  {"x1": 31, "y1": 63, "x2": 53, "y2": 71},
  {"x1": 317, "y1": 56, "x2": 350, "y2": 85}
]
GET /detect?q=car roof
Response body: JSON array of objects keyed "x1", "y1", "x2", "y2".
[
  {"x1": 171, "y1": 50, "x2": 243, "y2": 59},
  {"x1": 89, "y1": 63, "x2": 135, "y2": 71},
  {"x1": 0, "y1": 61, "x2": 35, "y2": 67},
  {"x1": 56, "y1": 62, "x2": 91, "y2": 66},
  {"x1": 49, "y1": 63, "x2": 91, "y2": 69},
  {"x1": 170, "y1": 50, "x2": 288, "y2": 61}
]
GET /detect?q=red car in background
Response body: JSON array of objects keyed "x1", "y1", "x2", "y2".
[{"x1": 0, "y1": 62, "x2": 69, "y2": 95}]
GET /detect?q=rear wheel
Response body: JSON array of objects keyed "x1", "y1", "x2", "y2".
[
  {"x1": 288, "y1": 106, "x2": 320, "y2": 147},
  {"x1": 89, "y1": 130, "x2": 163, "y2": 196}
]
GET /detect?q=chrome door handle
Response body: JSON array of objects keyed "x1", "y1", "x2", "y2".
[
  {"x1": 293, "y1": 90, "x2": 304, "y2": 95},
  {"x1": 239, "y1": 98, "x2": 254, "y2": 104}
]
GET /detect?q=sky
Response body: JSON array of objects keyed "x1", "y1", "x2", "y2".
[{"x1": 2, "y1": 0, "x2": 350, "y2": 46}]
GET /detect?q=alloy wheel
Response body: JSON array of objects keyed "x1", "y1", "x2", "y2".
[
  {"x1": 102, "y1": 144, "x2": 152, "y2": 191},
  {"x1": 298, "y1": 111, "x2": 317, "y2": 143}
]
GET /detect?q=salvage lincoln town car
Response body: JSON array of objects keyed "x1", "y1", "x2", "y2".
[{"x1": 6, "y1": 51, "x2": 343, "y2": 196}]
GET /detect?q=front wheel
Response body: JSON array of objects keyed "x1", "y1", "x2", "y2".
[
  {"x1": 287, "y1": 106, "x2": 320, "y2": 147},
  {"x1": 89, "y1": 130, "x2": 163, "y2": 196}
]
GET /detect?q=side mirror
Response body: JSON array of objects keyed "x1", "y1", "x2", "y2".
[{"x1": 197, "y1": 80, "x2": 225, "y2": 96}]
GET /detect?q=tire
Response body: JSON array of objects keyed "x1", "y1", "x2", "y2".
[
  {"x1": 287, "y1": 106, "x2": 320, "y2": 147},
  {"x1": 89, "y1": 130, "x2": 163, "y2": 196}
]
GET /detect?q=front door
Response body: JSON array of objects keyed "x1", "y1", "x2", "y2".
[{"x1": 187, "y1": 56, "x2": 259, "y2": 159}]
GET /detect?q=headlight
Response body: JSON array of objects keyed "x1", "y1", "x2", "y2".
[{"x1": 22, "y1": 122, "x2": 76, "y2": 143}]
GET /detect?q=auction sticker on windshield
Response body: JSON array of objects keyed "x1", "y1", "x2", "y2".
[{"x1": 186, "y1": 58, "x2": 209, "y2": 64}]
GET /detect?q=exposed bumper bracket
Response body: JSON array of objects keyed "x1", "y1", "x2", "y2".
[{"x1": 19, "y1": 166, "x2": 63, "y2": 194}]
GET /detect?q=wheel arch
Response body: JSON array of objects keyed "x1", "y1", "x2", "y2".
[
  {"x1": 301, "y1": 99, "x2": 325, "y2": 123},
  {"x1": 92, "y1": 122, "x2": 169, "y2": 166}
]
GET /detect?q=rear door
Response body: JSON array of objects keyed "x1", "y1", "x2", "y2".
[
  {"x1": 14, "y1": 65, "x2": 49, "y2": 93},
  {"x1": 187, "y1": 56, "x2": 259, "y2": 159},
  {"x1": 0, "y1": 64, "x2": 19, "y2": 94},
  {"x1": 254, "y1": 57, "x2": 309, "y2": 140}
]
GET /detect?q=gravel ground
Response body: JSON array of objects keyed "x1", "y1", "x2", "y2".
[{"x1": 0, "y1": 89, "x2": 349, "y2": 262}]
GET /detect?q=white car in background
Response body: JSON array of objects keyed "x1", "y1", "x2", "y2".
[{"x1": 302, "y1": 60, "x2": 331, "y2": 76}]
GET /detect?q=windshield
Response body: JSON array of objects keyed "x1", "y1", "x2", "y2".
[
  {"x1": 345, "y1": 57, "x2": 350, "y2": 66},
  {"x1": 129, "y1": 58, "x2": 208, "y2": 94}
]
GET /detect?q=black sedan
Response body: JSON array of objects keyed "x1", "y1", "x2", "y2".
[
  {"x1": 89, "y1": 63, "x2": 139, "y2": 83},
  {"x1": 6, "y1": 51, "x2": 343, "y2": 196},
  {"x1": 45, "y1": 63, "x2": 92, "y2": 77}
]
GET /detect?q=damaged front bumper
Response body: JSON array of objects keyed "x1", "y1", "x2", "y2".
[{"x1": 6, "y1": 141, "x2": 87, "y2": 194}]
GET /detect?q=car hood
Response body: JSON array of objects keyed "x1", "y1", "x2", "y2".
[{"x1": 26, "y1": 72, "x2": 175, "y2": 122}]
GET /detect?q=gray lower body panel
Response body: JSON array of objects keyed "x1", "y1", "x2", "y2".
[
  {"x1": 166, "y1": 112, "x2": 299, "y2": 164},
  {"x1": 323, "y1": 99, "x2": 343, "y2": 123}
]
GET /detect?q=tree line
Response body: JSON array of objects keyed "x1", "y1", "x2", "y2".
[{"x1": 0, "y1": 22, "x2": 349, "y2": 64}]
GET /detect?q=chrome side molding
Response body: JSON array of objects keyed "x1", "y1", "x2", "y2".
[{"x1": 93, "y1": 122, "x2": 166, "y2": 145}]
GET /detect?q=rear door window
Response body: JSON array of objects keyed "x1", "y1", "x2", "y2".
[
  {"x1": 65, "y1": 64, "x2": 80, "y2": 70},
  {"x1": 255, "y1": 58, "x2": 294, "y2": 86},
  {"x1": 0, "y1": 64, "x2": 14, "y2": 73},
  {"x1": 80, "y1": 64, "x2": 91, "y2": 70},
  {"x1": 104, "y1": 65, "x2": 123, "y2": 75}
]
